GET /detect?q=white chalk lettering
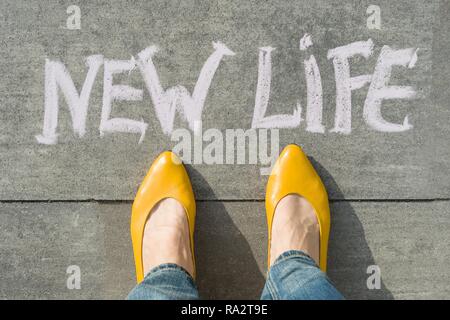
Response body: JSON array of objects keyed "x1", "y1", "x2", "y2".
[
  {"x1": 100, "y1": 58, "x2": 147, "y2": 143},
  {"x1": 36, "y1": 55, "x2": 103, "y2": 144},
  {"x1": 301, "y1": 34, "x2": 325, "y2": 133},
  {"x1": 327, "y1": 39, "x2": 374, "y2": 134},
  {"x1": 251, "y1": 47, "x2": 302, "y2": 129},
  {"x1": 137, "y1": 42, "x2": 235, "y2": 135},
  {"x1": 36, "y1": 37, "x2": 420, "y2": 144},
  {"x1": 363, "y1": 46, "x2": 418, "y2": 132}
]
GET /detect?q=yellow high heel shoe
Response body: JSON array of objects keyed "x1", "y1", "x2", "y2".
[
  {"x1": 266, "y1": 145, "x2": 330, "y2": 272},
  {"x1": 131, "y1": 151, "x2": 196, "y2": 283}
]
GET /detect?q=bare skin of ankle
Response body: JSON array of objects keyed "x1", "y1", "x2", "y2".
[
  {"x1": 270, "y1": 194, "x2": 320, "y2": 266},
  {"x1": 142, "y1": 198, "x2": 194, "y2": 277}
]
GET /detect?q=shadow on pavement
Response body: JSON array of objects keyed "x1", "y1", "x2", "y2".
[
  {"x1": 310, "y1": 157, "x2": 394, "y2": 299},
  {"x1": 187, "y1": 165, "x2": 266, "y2": 299},
  {"x1": 186, "y1": 158, "x2": 394, "y2": 299}
]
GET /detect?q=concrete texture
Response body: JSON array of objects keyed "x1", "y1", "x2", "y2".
[
  {"x1": 0, "y1": 201, "x2": 449, "y2": 300},
  {"x1": 0, "y1": 0, "x2": 449, "y2": 300},
  {"x1": 0, "y1": 0, "x2": 448, "y2": 200}
]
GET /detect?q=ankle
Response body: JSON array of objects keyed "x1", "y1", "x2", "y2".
[
  {"x1": 142, "y1": 198, "x2": 194, "y2": 277},
  {"x1": 270, "y1": 195, "x2": 319, "y2": 266}
]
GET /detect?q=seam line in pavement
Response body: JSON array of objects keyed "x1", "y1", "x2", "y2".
[{"x1": 0, "y1": 199, "x2": 449, "y2": 203}]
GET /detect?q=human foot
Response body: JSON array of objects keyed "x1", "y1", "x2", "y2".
[
  {"x1": 142, "y1": 198, "x2": 194, "y2": 277},
  {"x1": 270, "y1": 194, "x2": 320, "y2": 266}
]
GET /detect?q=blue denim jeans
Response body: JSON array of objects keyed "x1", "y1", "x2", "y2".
[{"x1": 127, "y1": 250, "x2": 344, "y2": 300}]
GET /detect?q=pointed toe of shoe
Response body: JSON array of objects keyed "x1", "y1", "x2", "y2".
[
  {"x1": 266, "y1": 145, "x2": 330, "y2": 272},
  {"x1": 131, "y1": 151, "x2": 196, "y2": 283}
]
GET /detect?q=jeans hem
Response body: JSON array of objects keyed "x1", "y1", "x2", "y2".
[
  {"x1": 271, "y1": 250, "x2": 318, "y2": 269},
  {"x1": 145, "y1": 263, "x2": 195, "y2": 285}
]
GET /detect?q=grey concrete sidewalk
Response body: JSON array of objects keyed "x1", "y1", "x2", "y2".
[
  {"x1": 1, "y1": 201, "x2": 449, "y2": 299},
  {"x1": 0, "y1": 0, "x2": 449, "y2": 299}
]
